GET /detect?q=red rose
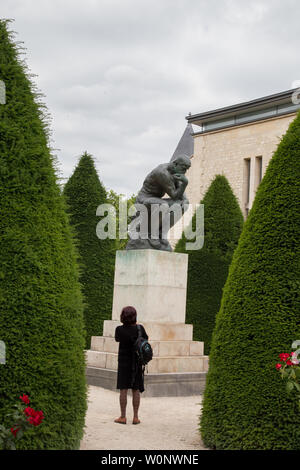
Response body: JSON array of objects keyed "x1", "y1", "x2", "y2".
[
  {"x1": 23, "y1": 405, "x2": 44, "y2": 426},
  {"x1": 24, "y1": 406, "x2": 34, "y2": 417},
  {"x1": 276, "y1": 363, "x2": 282, "y2": 370},
  {"x1": 36, "y1": 410, "x2": 44, "y2": 425},
  {"x1": 286, "y1": 360, "x2": 293, "y2": 366},
  {"x1": 28, "y1": 409, "x2": 44, "y2": 426},
  {"x1": 10, "y1": 427, "x2": 20, "y2": 437},
  {"x1": 279, "y1": 353, "x2": 290, "y2": 362},
  {"x1": 19, "y1": 394, "x2": 30, "y2": 404}
]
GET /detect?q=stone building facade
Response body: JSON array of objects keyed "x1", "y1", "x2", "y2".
[
  {"x1": 188, "y1": 114, "x2": 296, "y2": 218},
  {"x1": 169, "y1": 88, "x2": 300, "y2": 245},
  {"x1": 185, "y1": 88, "x2": 300, "y2": 218}
]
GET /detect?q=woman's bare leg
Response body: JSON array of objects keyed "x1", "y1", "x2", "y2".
[
  {"x1": 132, "y1": 389, "x2": 140, "y2": 423},
  {"x1": 114, "y1": 389, "x2": 127, "y2": 423},
  {"x1": 120, "y1": 389, "x2": 127, "y2": 418}
]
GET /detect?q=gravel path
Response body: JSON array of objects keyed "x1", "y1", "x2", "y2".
[{"x1": 80, "y1": 385, "x2": 207, "y2": 450}]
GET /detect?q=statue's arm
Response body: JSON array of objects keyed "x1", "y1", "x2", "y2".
[
  {"x1": 149, "y1": 168, "x2": 188, "y2": 201},
  {"x1": 156, "y1": 173, "x2": 177, "y2": 199},
  {"x1": 164, "y1": 173, "x2": 188, "y2": 200}
]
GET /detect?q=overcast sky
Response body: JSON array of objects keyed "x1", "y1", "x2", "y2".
[{"x1": 2, "y1": 0, "x2": 300, "y2": 196}]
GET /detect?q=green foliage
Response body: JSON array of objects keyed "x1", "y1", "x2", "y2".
[
  {"x1": 0, "y1": 396, "x2": 44, "y2": 450},
  {"x1": 63, "y1": 152, "x2": 116, "y2": 348},
  {"x1": 277, "y1": 354, "x2": 300, "y2": 411},
  {"x1": 200, "y1": 112, "x2": 300, "y2": 450},
  {"x1": 175, "y1": 175, "x2": 243, "y2": 354},
  {"x1": 0, "y1": 20, "x2": 87, "y2": 449},
  {"x1": 107, "y1": 189, "x2": 136, "y2": 250}
]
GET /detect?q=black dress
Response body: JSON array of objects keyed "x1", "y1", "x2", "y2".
[{"x1": 115, "y1": 324, "x2": 148, "y2": 393}]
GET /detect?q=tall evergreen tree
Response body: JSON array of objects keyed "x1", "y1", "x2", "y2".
[
  {"x1": 107, "y1": 189, "x2": 136, "y2": 250},
  {"x1": 200, "y1": 113, "x2": 300, "y2": 450},
  {"x1": 175, "y1": 175, "x2": 243, "y2": 354},
  {"x1": 63, "y1": 152, "x2": 115, "y2": 348},
  {"x1": 0, "y1": 20, "x2": 87, "y2": 449}
]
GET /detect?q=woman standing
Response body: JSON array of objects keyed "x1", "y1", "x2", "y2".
[{"x1": 114, "y1": 306, "x2": 148, "y2": 425}]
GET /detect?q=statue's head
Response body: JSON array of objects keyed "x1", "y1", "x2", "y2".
[{"x1": 168, "y1": 155, "x2": 191, "y2": 174}]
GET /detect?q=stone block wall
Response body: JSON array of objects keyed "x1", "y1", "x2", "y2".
[
  {"x1": 187, "y1": 113, "x2": 296, "y2": 217},
  {"x1": 169, "y1": 113, "x2": 297, "y2": 249}
]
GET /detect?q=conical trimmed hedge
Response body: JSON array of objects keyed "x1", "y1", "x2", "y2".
[
  {"x1": 107, "y1": 189, "x2": 136, "y2": 250},
  {"x1": 175, "y1": 175, "x2": 243, "y2": 354},
  {"x1": 0, "y1": 20, "x2": 87, "y2": 449},
  {"x1": 63, "y1": 152, "x2": 115, "y2": 348},
  {"x1": 200, "y1": 112, "x2": 300, "y2": 450}
]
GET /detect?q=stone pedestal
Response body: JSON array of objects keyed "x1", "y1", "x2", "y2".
[
  {"x1": 86, "y1": 250, "x2": 208, "y2": 396},
  {"x1": 112, "y1": 250, "x2": 188, "y2": 323}
]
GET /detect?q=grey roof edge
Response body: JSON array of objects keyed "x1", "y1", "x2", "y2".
[
  {"x1": 170, "y1": 122, "x2": 194, "y2": 161},
  {"x1": 186, "y1": 88, "x2": 299, "y2": 124},
  {"x1": 191, "y1": 109, "x2": 298, "y2": 137}
]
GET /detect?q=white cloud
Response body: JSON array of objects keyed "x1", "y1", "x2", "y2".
[{"x1": 1, "y1": 0, "x2": 299, "y2": 195}]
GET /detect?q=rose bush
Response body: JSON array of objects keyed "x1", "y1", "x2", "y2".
[
  {"x1": 276, "y1": 351, "x2": 300, "y2": 411},
  {"x1": 0, "y1": 394, "x2": 44, "y2": 450}
]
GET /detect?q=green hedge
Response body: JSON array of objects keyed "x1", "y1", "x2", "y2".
[
  {"x1": 0, "y1": 20, "x2": 87, "y2": 449},
  {"x1": 63, "y1": 152, "x2": 115, "y2": 348},
  {"x1": 107, "y1": 189, "x2": 136, "y2": 250},
  {"x1": 175, "y1": 175, "x2": 243, "y2": 354},
  {"x1": 200, "y1": 112, "x2": 300, "y2": 450}
]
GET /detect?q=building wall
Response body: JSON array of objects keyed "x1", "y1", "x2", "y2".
[{"x1": 185, "y1": 113, "x2": 297, "y2": 218}]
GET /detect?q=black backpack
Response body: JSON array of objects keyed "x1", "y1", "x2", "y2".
[{"x1": 133, "y1": 324, "x2": 153, "y2": 367}]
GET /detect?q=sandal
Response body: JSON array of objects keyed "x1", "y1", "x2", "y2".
[
  {"x1": 114, "y1": 417, "x2": 127, "y2": 424},
  {"x1": 132, "y1": 418, "x2": 140, "y2": 425}
]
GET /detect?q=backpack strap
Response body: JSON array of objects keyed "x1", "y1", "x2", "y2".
[
  {"x1": 131, "y1": 325, "x2": 141, "y2": 387},
  {"x1": 131, "y1": 348, "x2": 138, "y2": 388}
]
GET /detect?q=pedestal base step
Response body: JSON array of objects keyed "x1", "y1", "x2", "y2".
[
  {"x1": 91, "y1": 336, "x2": 204, "y2": 356},
  {"x1": 86, "y1": 366, "x2": 207, "y2": 397},
  {"x1": 103, "y1": 320, "x2": 193, "y2": 341},
  {"x1": 86, "y1": 350, "x2": 209, "y2": 374}
]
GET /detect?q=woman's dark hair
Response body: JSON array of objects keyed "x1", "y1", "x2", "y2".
[{"x1": 120, "y1": 306, "x2": 137, "y2": 326}]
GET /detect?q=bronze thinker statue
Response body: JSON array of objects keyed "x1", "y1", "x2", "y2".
[{"x1": 126, "y1": 154, "x2": 191, "y2": 251}]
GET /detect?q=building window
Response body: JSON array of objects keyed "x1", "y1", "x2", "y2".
[
  {"x1": 243, "y1": 158, "x2": 251, "y2": 216},
  {"x1": 254, "y1": 156, "x2": 263, "y2": 191}
]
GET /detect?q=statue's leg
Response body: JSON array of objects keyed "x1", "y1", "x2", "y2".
[
  {"x1": 144, "y1": 200, "x2": 169, "y2": 240},
  {"x1": 127, "y1": 197, "x2": 166, "y2": 249},
  {"x1": 142, "y1": 198, "x2": 189, "y2": 239},
  {"x1": 159, "y1": 199, "x2": 189, "y2": 237},
  {"x1": 127, "y1": 197, "x2": 189, "y2": 251}
]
